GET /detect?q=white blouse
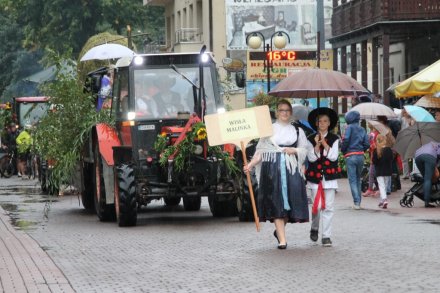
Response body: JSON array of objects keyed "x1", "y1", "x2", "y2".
[{"x1": 272, "y1": 121, "x2": 308, "y2": 149}]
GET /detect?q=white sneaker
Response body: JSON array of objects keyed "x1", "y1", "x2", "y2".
[{"x1": 352, "y1": 204, "x2": 361, "y2": 210}]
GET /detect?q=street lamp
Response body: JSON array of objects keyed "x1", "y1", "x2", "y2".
[{"x1": 246, "y1": 31, "x2": 290, "y2": 92}]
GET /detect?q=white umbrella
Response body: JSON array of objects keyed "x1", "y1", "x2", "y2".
[
  {"x1": 348, "y1": 102, "x2": 397, "y2": 119},
  {"x1": 367, "y1": 120, "x2": 390, "y2": 136},
  {"x1": 80, "y1": 44, "x2": 134, "y2": 61}
]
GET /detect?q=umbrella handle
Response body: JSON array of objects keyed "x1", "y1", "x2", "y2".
[{"x1": 417, "y1": 124, "x2": 422, "y2": 145}]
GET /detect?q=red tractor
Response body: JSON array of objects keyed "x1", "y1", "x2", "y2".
[{"x1": 80, "y1": 48, "x2": 253, "y2": 226}]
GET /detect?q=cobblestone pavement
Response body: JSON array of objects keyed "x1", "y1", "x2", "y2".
[{"x1": 0, "y1": 176, "x2": 439, "y2": 293}]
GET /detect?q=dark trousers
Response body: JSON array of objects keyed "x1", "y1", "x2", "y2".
[{"x1": 415, "y1": 154, "x2": 436, "y2": 204}]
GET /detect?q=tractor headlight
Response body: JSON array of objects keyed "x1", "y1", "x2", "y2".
[
  {"x1": 217, "y1": 107, "x2": 226, "y2": 114},
  {"x1": 194, "y1": 144, "x2": 203, "y2": 155},
  {"x1": 127, "y1": 111, "x2": 136, "y2": 120},
  {"x1": 134, "y1": 56, "x2": 144, "y2": 65},
  {"x1": 201, "y1": 53, "x2": 209, "y2": 63}
]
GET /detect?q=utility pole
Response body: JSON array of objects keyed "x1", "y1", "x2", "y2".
[
  {"x1": 317, "y1": 0, "x2": 325, "y2": 50},
  {"x1": 127, "y1": 25, "x2": 132, "y2": 50},
  {"x1": 317, "y1": 0, "x2": 324, "y2": 108}
]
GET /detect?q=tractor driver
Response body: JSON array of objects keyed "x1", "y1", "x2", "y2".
[
  {"x1": 151, "y1": 75, "x2": 184, "y2": 117},
  {"x1": 135, "y1": 78, "x2": 159, "y2": 118}
]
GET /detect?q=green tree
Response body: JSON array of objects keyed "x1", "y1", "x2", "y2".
[
  {"x1": 0, "y1": 0, "x2": 164, "y2": 99},
  {"x1": 8, "y1": 0, "x2": 163, "y2": 58},
  {"x1": 34, "y1": 50, "x2": 114, "y2": 191}
]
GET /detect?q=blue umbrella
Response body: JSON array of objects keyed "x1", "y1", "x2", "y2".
[{"x1": 404, "y1": 105, "x2": 435, "y2": 122}]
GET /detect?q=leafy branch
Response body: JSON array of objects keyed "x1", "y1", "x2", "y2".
[
  {"x1": 154, "y1": 122, "x2": 239, "y2": 175},
  {"x1": 34, "y1": 50, "x2": 114, "y2": 191}
]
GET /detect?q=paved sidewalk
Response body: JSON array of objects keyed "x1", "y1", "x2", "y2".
[
  {"x1": 0, "y1": 205, "x2": 75, "y2": 293},
  {"x1": 0, "y1": 175, "x2": 438, "y2": 293}
]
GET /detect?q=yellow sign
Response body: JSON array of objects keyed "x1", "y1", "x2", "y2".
[
  {"x1": 204, "y1": 105, "x2": 273, "y2": 148},
  {"x1": 246, "y1": 49, "x2": 333, "y2": 81}
]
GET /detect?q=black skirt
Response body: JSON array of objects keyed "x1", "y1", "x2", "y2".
[{"x1": 258, "y1": 153, "x2": 309, "y2": 223}]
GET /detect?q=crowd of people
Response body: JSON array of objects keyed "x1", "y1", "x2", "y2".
[{"x1": 244, "y1": 99, "x2": 439, "y2": 250}]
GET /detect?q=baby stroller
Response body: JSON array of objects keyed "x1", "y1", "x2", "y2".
[
  {"x1": 361, "y1": 164, "x2": 400, "y2": 193},
  {"x1": 361, "y1": 163, "x2": 370, "y2": 193},
  {"x1": 399, "y1": 172, "x2": 440, "y2": 208}
]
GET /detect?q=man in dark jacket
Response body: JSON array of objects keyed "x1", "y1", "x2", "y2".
[{"x1": 341, "y1": 111, "x2": 370, "y2": 209}]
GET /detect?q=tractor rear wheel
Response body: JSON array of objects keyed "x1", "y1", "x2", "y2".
[
  {"x1": 94, "y1": 145, "x2": 116, "y2": 221},
  {"x1": 81, "y1": 163, "x2": 95, "y2": 211},
  {"x1": 183, "y1": 196, "x2": 201, "y2": 211},
  {"x1": 115, "y1": 164, "x2": 137, "y2": 227}
]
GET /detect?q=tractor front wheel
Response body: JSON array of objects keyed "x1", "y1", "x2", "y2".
[
  {"x1": 164, "y1": 197, "x2": 181, "y2": 206},
  {"x1": 209, "y1": 194, "x2": 238, "y2": 217},
  {"x1": 237, "y1": 171, "x2": 258, "y2": 222},
  {"x1": 183, "y1": 196, "x2": 201, "y2": 211}
]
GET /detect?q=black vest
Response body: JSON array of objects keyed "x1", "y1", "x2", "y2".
[{"x1": 306, "y1": 132, "x2": 341, "y2": 184}]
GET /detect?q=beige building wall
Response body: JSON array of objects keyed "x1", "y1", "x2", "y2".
[
  {"x1": 144, "y1": 0, "x2": 226, "y2": 64},
  {"x1": 144, "y1": 0, "x2": 246, "y2": 109}
]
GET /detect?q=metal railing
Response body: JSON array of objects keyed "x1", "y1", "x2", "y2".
[
  {"x1": 332, "y1": 0, "x2": 440, "y2": 35},
  {"x1": 175, "y1": 28, "x2": 202, "y2": 44}
]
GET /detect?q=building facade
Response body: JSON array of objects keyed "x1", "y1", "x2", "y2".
[
  {"x1": 145, "y1": 0, "x2": 335, "y2": 109},
  {"x1": 331, "y1": 0, "x2": 440, "y2": 110},
  {"x1": 145, "y1": 0, "x2": 440, "y2": 111}
]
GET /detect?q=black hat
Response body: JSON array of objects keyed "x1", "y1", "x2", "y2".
[{"x1": 308, "y1": 107, "x2": 338, "y2": 131}]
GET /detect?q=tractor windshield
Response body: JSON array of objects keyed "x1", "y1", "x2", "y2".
[
  {"x1": 18, "y1": 102, "x2": 50, "y2": 126},
  {"x1": 134, "y1": 67, "x2": 216, "y2": 119}
]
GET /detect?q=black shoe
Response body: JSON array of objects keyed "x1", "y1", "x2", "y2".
[
  {"x1": 425, "y1": 203, "x2": 436, "y2": 208},
  {"x1": 310, "y1": 229, "x2": 318, "y2": 242},
  {"x1": 277, "y1": 243, "x2": 287, "y2": 249},
  {"x1": 322, "y1": 238, "x2": 332, "y2": 247},
  {"x1": 273, "y1": 230, "x2": 279, "y2": 244}
]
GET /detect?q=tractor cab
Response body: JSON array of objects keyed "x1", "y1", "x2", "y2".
[
  {"x1": 112, "y1": 52, "x2": 222, "y2": 120},
  {"x1": 110, "y1": 52, "x2": 224, "y2": 172},
  {"x1": 13, "y1": 96, "x2": 50, "y2": 127}
]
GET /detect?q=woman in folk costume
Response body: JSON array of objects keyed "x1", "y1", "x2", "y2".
[
  {"x1": 306, "y1": 108, "x2": 341, "y2": 247},
  {"x1": 244, "y1": 99, "x2": 309, "y2": 249}
]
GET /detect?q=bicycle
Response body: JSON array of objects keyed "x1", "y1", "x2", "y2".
[
  {"x1": 0, "y1": 151, "x2": 16, "y2": 178},
  {"x1": 25, "y1": 152, "x2": 39, "y2": 180}
]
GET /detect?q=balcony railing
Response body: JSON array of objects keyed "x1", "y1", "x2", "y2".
[
  {"x1": 175, "y1": 28, "x2": 202, "y2": 44},
  {"x1": 144, "y1": 0, "x2": 172, "y2": 6},
  {"x1": 332, "y1": 0, "x2": 440, "y2": 36}
]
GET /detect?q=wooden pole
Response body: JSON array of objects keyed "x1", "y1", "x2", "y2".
[
  {"x1": 240, "y1": 141, "x2": 260, "y2": 232},
  {"x1": 317, "y1": 31, "x2": 321, "y2": 108}
]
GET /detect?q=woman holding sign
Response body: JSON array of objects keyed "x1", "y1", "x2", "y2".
[{"x1": 244, "y1": 99, "x2": 309, "y2": 249}]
